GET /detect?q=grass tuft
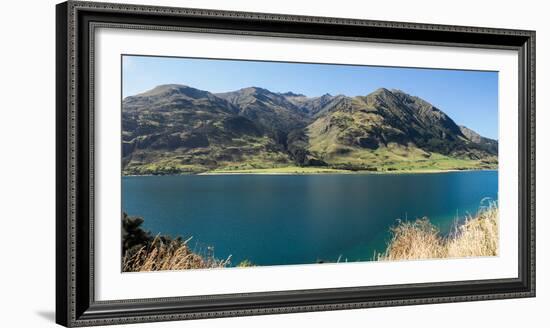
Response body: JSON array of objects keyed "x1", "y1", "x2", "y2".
[
  {"x1": 122, "y1": 213, "x2": 233, "y2": 272},
  {"x1": 122, "y1": 235, "x2": 231, "y2": 272},
  {"x1": 377, "y1": 203, "x2": 498, "y2": 261}
]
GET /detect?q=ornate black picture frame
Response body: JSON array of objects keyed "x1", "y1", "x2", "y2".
[{"x1": 56, "y1": 1, "x2": 535, "y2": 326}]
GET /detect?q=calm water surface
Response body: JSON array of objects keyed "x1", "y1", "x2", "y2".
[{"x1": 122, "y1": 171, "x2": 498, "y2": 266}]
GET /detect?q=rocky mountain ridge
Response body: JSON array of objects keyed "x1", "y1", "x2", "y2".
[{"x1": 122, "y1": 84, "x2": 497, "y2": 174}]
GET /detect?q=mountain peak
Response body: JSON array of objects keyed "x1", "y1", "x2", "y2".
[
  {"x1": 136, "y1": 84, "x2": 211, "y2": 99},
  {"x1": 239, "y1": 86, "x2": 271, "y2": 95},
  {"x1": 389, "y1": 89, "x2": 407, "y2": 95},
  {"x1": 371, "y1": 87, "x2": 393, "y2": 95},
  {"x1": 139, "y1": 84, "x2": 189, "y2": 94},
  {"x1": 365, "y1": 88, "x2": 401, "y2": 105}
]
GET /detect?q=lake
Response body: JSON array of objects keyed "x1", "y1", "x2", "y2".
[{"x1": 122, "y1": 170, "x2": 498, "y2": 267}]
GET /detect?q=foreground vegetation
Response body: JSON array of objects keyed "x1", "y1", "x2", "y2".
[
  {"x1": 377, "y1": 204, "x2": 498, "y2": 261},
  {"x1": 123, "y1": 213, "x2": 229, "y2": 271},
  {"x1": 123, "y1": 236, "x2": 231, "y2": 271},
  {"x1": 122, "y1": 213, "x2": 253, "y2": 271},
  {"x1": 122, "y1": 202, "x2": 498, "y2": 271}
]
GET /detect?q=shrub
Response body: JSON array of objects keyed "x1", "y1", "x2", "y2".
[{"x1": 121, "y1": 213, "x2": 231, "y2": 271}]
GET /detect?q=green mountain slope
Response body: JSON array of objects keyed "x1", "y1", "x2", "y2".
[{"x1": 305, "y1": 88, "x2": 498, "y2": 171}]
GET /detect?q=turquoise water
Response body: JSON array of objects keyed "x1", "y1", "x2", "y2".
[{"x1": 122, "y1": 171, "x2": 498, "y2": 266}]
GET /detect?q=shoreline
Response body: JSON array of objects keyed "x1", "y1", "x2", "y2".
[{"x1": 123, "y1": 168, "x2": 498, "y2": 177}]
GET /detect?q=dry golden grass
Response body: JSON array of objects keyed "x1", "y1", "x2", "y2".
[
  {"x1": 122, "y1": 236, "x2": 231, "y2": 272},
  {"x1": 377, "y1": 204, "x2": 498, "y2": 261},
  {"x1": 447, "y1": 206, "x2": 499, "y2": 258}
]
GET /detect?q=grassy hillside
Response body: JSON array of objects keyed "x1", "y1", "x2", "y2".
[
  {"x1": 309, "y1": 144, "x2": 496, "y2": 172},
  {"x1": 124, "y1": 135, "x2": 293, "y2": 175},
  {"x1": 201, "y1": 166, "x2": 350, "y2": 174},
  {"x1": 122, "y1": 85, "x2": 498, "y2": 175},
  {"x1": 306, "y1": 90, "x2": 497, "y2": 172}
]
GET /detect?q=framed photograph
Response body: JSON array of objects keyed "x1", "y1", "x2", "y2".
[{"x1": 56, "y1": 1, "x2": 535, "y2": 326}]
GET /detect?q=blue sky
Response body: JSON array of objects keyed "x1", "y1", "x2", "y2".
[{"x1": 122, "y1": 55, "x2": 498, "y2": 139}]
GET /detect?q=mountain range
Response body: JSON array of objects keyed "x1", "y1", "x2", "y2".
[{"x1": 122, "y1": 84, "x2": 498, "y2": 175}]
